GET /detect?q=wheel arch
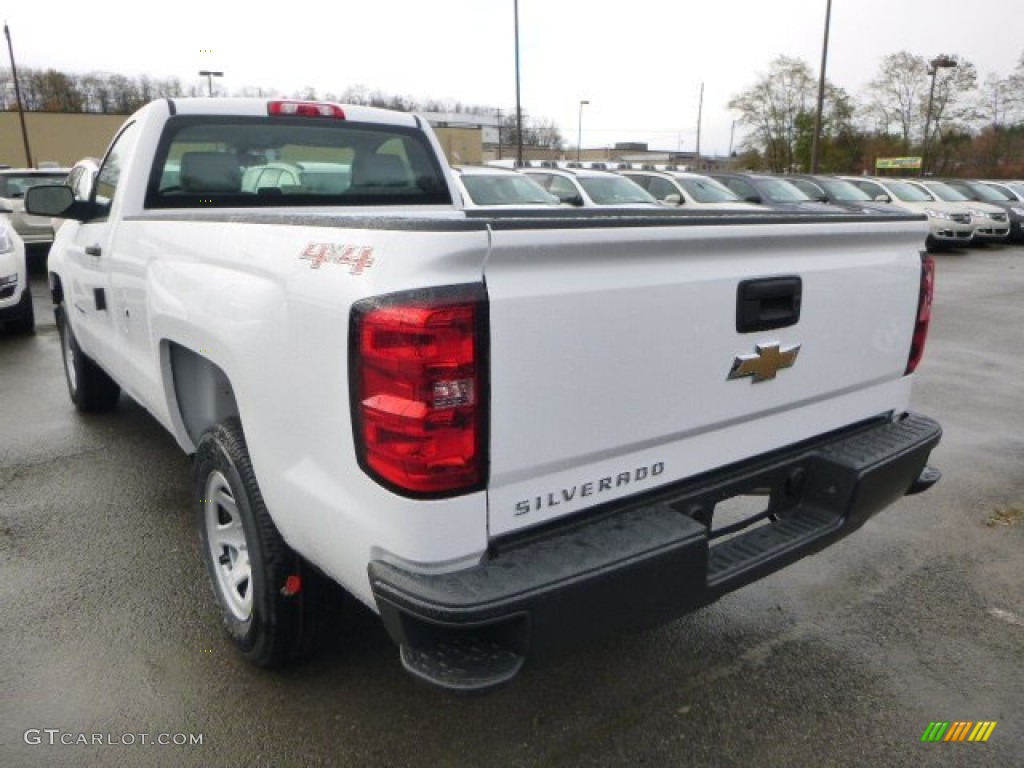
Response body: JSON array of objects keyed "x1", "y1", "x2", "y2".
[
  {"x1": 165, "y1": 341, "x2": 240, "y2": 453},
  {"x1": 49, "y1": 271, "x2": 64, "y2": 306}
]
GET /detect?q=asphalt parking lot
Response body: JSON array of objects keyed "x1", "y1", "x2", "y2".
[{"x1": 1, "y1": 244, "x2": 1022, "y2": 768}]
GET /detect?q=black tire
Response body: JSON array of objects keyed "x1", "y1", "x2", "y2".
[
  {"x1": 6, "y1": 286, "x2": 34, "y2": 333},
  {"x1": 55, "y1": 303, "x2": 120, "y2": 411},
  {"x1": 194, "y1": 419, "x2": 326, "y2": 667}
]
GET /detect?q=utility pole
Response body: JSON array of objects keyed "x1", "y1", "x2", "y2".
[
  {"x1": 4, "y1": 23, "x2": 33, "y2": 168},
  {"x1": 576, "y1": 100, "x2": 589, "y2": 163},
  {"x1": 695, "y1": 82, "x2": 704, "y2": 165},
  {"x1": 513, "y1": 0, "x2": 524, "y2": 166},
  {"x1": 496, "y1": 108, "x2": 503, "y2": 160},
  {"x1": 810, "y1": 0, "x2": 832, "y2": 173}
]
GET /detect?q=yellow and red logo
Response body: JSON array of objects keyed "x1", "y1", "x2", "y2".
[{"x1": 921, "y1": 721, "x2": 997, "y2": 743}]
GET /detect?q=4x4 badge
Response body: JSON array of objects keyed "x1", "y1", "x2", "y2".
[{"x1": 728, "y1": 342, "x2": 801, "y2": 383}]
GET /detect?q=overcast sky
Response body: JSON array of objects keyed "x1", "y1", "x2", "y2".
[{"x1": 4, "y1": 0, "x2": 1022, "y2": 156}]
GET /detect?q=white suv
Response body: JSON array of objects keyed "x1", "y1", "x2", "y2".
[
  {"x1": 0, "y1": 217, "x2": 32, "y2": 332},
  {"x1": 842, "y1": 176, "x2": 973, "y2": 250},
  {"x1": 451, "y1": 165, "x2": 560, "y2": 209},
  {"x1": 521, "y1": 167, "x2": 660, "y2": 208},
  {"x1": 912, "y1": 179, "x2": 1010, "y2": 244},
  {"x1": 619, "y1": 170, "x2": 761, "y2": 211}
]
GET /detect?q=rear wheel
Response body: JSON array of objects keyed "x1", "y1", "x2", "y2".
[
  {"x1": 55, "y1": 303, "x2": 120, "y2": 411},
  {"x1": 194, "y1": 419, "x2": 326, "y2": 666}
]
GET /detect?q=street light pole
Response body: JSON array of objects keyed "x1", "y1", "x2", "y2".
[
  {"x1": 198, "y1": 70, "x2": 224, "y2": 97},
  {"x1": 3, "y1": 23, "x2": 33, "y2": 168},
  {"x1": 810, "y1": 0, "x2": 832, "y2": 173},
  {"x1": 513, "y1": 0, "x2": 524, "y2": 167},
  {"x1": 576, "y1": 100, "x2": 589, "y2": 163},
  {"x1": 695, "y1": 81, "x2": 704, "y2": 165},
  {"x1": 921, "y1": 55, "x2": 957, "y2": 177}
]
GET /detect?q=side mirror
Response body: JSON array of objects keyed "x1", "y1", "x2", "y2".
[
  {"x1": 744, "y1": 195, "x2": 762, "y2": 204},
  {"x1": 663, "y1": 193, "x2": 682, "y2": 205},
  {"x1": 25, "y1": 184, "x2": 82, "y2": 219},
  {"x1": 816, "y1": 194, "x2": 829, "y2": 203},
  {"x1": 874, "y1": 194, "x2": 891, "y2": 203},
  {"x1": 556, "y1": 191, "x2": 584, "y2": 207}
]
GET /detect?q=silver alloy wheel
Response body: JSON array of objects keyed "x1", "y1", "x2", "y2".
[
  {"x1": 61, "y1": 321, "x2": 77, "y2": 394},
  {"x1": 204, "y1": 470, "x2": 253, "y2": 622}
]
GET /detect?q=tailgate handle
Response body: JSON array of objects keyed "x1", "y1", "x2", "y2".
[{"x1": 736, "y1": 276, "x2": 802, "y2": 333}]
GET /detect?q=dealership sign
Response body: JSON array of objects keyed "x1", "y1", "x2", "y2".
[{"x1": 876, "y1": 157, "x2": 923, "y2": 170}]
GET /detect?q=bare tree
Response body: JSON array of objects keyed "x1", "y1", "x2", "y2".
[
  {"x1": 862, "y1": 52, "x2": 929, "y2": 148},
  {"x1": 1001, "y1": 51, "x2": 1024, "y2": 125},
  {"x1": 728, "y1": 56, "x2": 818, "y2": 171},
  {"x1": 501, "y1": 113, "x2": 563, "y2": 149},
  {"x1": 0, "y1": 68, "x2": 13, "y2": 110}
]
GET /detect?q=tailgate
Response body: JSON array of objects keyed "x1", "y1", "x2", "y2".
[{"x1": 483, "y1": 216, "x2": 927, "y2": 537}]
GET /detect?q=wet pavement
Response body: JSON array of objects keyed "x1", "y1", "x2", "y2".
[{"x1": 2, "y1": 245, "x2": 1022, "y2": 767}]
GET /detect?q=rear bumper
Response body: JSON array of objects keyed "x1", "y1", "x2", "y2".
[{"x1": 369, "y1": 412, "x2": 941, "y2": 691}]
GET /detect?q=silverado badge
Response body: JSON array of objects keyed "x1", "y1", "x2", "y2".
[{"x1": 728, "y1": 342, "x2": 801, "y2": 383}]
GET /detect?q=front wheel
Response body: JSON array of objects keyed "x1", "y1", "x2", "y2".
[
  {"x1": 55, "y1": 303, "x2": 120, "y2": 411},
  {"x1": 194, "y1": 419, "x2": 326, "y2": 666}
]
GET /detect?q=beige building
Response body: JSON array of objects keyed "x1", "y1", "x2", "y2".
[
  {"x1": 2, "y1": 110, "x2": 733, "y2": 172},
  {"x1": 1, "y1": 112, "x2": 123, "y2": 167},
  {"x1": 1, "y1": 112, "x2": 482, "y2": 168}
]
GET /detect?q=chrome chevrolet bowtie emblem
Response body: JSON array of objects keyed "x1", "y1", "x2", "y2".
[{"x1": 728, "y1": 342, "x2": 801, "y2": 383}]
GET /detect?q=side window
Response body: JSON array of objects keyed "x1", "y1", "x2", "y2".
[
  {"x1": 95, "y1": 122, "x2": 139, "y2": 213},
  {"x1": 724, "y1": 178, "x2": 756, "y2": 200},
  {"x1": 789, "y1": 179, "x2": 821, "y2": 198},
  {"x1": 625, "y1": 175, "x2": 651, "y2": 191},
  {"x1": 647, "y1": 177, "x2": 678, "y2": 201},
  {"x1": 856, "y1": 180, "x2": 883, "y2": 198},
  {"x1": 547, "y1": 176, "x2": 577, "y2": 199},
  {"x1": 527, "y1": 173, "x2": 553, "y2": 190}
]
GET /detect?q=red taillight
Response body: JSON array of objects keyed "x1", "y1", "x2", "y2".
[
  {"x1": 351, "y1": 286, "x2": 487, "y2": 496},
  {"x1": 267, "y1": 100, "x2": 346, "y2": 119},
  {"x1": 906, "y1": 254, "x2": 935, "y2": 375}
]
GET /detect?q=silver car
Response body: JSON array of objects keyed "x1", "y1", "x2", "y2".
[
  {"x1": 0, "y1": 217, "x2": 32, "y2": 332},
  {"x1": 0, "y1": 168, "x2": 70, "y2": 246}
]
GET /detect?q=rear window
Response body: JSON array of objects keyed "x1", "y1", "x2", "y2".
[
  {"x1": 677, "y1": 177, "x2": 740, "y2": 203},
  {"x1": 577, "y1": 176, "x2": 656, "y2": 205},
  {"x1": 145, "y1": 116, "x2": 451, "y2": 208},
  {"x1": 459, "y1": 173, "x2": 556, "y2": 205},
  {"x1": 758, "y1": 178, "x2": 810, "y2": 203},
  {"x1": 0, "y1": 172, "x2": 68, "y2": 198},
  {"x1": 817, "y1": 178, "x2": 872, "y2": 202}
]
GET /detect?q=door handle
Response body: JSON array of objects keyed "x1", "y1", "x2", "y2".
[
  {"x1": 85, "y1": 245, "x2": 102, "y2": 257},
  {"x1": 736, "y1": 276, "x2": 802, "y2": 333}
]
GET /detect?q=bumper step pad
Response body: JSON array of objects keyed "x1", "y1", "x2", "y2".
[{"x1": 400, "y1": 636, "x2": 524, "y2": 692}]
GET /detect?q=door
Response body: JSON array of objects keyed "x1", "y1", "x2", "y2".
[{"x1": 62, "y1": 122, "x2": 139, "y2": 368}]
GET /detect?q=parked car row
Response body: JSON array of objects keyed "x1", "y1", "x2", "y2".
[
  {"x1": 466, "y1": 161, "x2": 1024, "y2": 251},
  {"x1": 2, "y1": 152, "x2": 1020, "y2": 338}
]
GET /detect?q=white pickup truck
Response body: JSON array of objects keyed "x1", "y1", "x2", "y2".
[{"x1": 28, "y1": 98, "x2": 942, "y2": 691}]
